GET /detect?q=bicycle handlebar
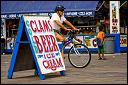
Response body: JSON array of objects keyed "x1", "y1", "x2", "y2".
[{"x1": 68, "y1": 30, "x2": 80, "y2": 35}]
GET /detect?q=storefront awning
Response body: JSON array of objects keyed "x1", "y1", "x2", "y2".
[{"x1": 1, "y1": 1, "x2": 98, "y2": 18}]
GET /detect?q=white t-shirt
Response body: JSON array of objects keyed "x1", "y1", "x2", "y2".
[{"x1": 50, "y1": 13, "x2": 66, "y2": 31}]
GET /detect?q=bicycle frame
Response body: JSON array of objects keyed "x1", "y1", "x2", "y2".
[
  {"x1": 61, "y1": 30, "x2": 81, "y2": 54},
  {"x1": 59, "y1": 30, "x2": 91, "y2": 68},
  {"x1": 62, "y1": 37, "x2": 73, "y2": 51}
]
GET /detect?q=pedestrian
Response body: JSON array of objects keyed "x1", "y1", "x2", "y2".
[
  {"x1": 50, "y1": 5, "x2": 80, "y2": 60},
  {"x1": 96, "y1": 25, "x2": 106, "y2": 60}
]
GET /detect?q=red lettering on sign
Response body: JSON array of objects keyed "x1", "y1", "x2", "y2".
[
  {"x1": 30, "y1": 20, "x2": 37, "y2": 32},
  {"x1": 49, "y1": 35, "x2": 59, "y2": 52},
  {"x1": 33, "y1": 35, "x2": 43, "y2": 53},
  {"x1": 42, "y1": 20, "x2": 50, "y2": 32},
  {"x1": 45, "y1": 35, "x2": 59, "y2": 52},
  {"x1": 30, "y1": 20, "x2": 53, "y2": 33},
  {"x1": 55, "y1": 58, "x2": 63, "y2": 67},
  {"x1": 33, "y1": 35, "x2": 59, "y2": 53},
  {"x1": 45, "y1": 35, "x2": 52, "y2": 51},
  {"x1": 38, "y1": 20, "x2": 43, "y2": 32},
  {"x1": 43, "y1": 60, "x2": 49, "y2": 69},
  {"x1": 40, "y1": 35, "x2": 48, "y2": 52},
  {"x1": 48, "y1": 20, "x2": 53, "y2": 30},
  {"x1": 42, "y1": 58, "x2": 63, "y2": 71},
  {"x1": 34, "y1": 20, "x2": 39, "y2": 32},
  {"x1": 40, "y1": 35, "x2": 59, "y2": 52}
]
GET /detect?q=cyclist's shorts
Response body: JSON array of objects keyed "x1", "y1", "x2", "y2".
[
  {"x1": 54, "y1": 29, "x2": 65, "y2": 42},
  {"x1": 53, "y1": 29, "x2": 62, "y2": 35}
]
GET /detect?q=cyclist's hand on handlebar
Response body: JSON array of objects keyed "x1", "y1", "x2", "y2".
[
  {"x1": 73, "y1": 29, "x2": 80, "y2": 34},
  {"x1": 66, "y1": 29, "x2": 71, "y2": 31},
  {"x1": 74, "y1": 28, "x2": 80, "y2": 32},
  {"x1": 76, "y1": 29, "x2": 80, "y2": 31}
]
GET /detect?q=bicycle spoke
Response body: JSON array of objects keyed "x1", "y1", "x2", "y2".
[
  {"x1": 68, "y1": 44, "x2": 91, "y2": 68},
  {"x1": 73, "y1": 46, "x2": 80, "y2": 56}
]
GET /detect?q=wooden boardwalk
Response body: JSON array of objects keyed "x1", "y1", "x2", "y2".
[{"x1": 1, "y1": 53, "x2": 127, "y2": 84}]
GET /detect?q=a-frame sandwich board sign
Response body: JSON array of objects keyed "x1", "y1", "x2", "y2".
[{"x1": 8, "y1": 15, "x2": 66, "y2": 80}]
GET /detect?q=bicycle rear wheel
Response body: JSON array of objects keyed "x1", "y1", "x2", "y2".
[{"x1": 68, "y1": 44, "x2": 91, "y2": 68}]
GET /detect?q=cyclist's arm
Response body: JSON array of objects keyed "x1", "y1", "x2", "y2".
[
  {"x1": 54, "y1": 20, "x2": 70, "y2": 31},
  {"x1": 64, "y1": 20, "x2": 77, "y2": 30}
]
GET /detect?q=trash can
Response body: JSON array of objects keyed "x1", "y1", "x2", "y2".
[
  {"x1": 1, "y1": 38, "x2": 5, "y2": 54},
  {"x1": 104, "y1": 36, "x2": 115, "y2": 53}
]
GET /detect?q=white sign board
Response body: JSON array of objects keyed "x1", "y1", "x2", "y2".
[
  {"x1": 24, "y1": 16, "x2": 65, "y2": 74},
  {"x1": 110, "y1": 1, "x2": 120, "y2": 34}
]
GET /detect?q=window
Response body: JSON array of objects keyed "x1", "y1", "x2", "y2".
[
  {"x1": 6, "y1": 19, "x2": 19, "y2": 37},
  {"x1": 66, "y1": 16, "x2": 96, "y2": 34}
]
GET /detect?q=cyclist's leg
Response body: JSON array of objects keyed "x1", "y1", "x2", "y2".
[
  {"x1": 55, "y1": 32, "x2": 65, "y2": 41},
  {"x1": 54, "y1": 32, "x2": 65, "y2": 60}
]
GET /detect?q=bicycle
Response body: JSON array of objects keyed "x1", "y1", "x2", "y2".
[{"x1": 60, "y1": 30, "x2": 91, "y2": 68}]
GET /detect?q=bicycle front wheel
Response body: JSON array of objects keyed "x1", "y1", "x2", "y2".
[{"x1": 68, "y1": 44, "x2": 91, "y2": 68}]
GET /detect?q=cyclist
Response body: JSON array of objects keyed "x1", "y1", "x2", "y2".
[{"x1": 50, "y1": 5, "x2": 80, "y2": 60}]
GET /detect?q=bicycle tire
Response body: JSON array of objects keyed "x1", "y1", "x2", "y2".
[{"x1": 68, "y1": 44, "x2": 91, "y2": 68}]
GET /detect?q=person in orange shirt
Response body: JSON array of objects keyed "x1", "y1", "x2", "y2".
[{"x1": 96, "y1": 25, "x2": 106, "y2": 60}]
